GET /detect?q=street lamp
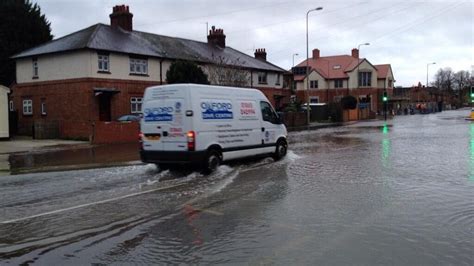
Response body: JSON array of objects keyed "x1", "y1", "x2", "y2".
[
  {"x1": 356, "y1": 42, "x2": 370, "y2": 89},
  {"x1": 426, "y1": 62, "x2": 436, "y2": 88},
  {"x1": 306, "y1": 7, "x2": 323, "y2": 127},
  {"x1": 292, "y1": 53, "x2": 299, "y2": 67}
]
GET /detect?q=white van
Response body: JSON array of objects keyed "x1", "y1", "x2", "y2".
[{"x1": 139, "y1": 84, "x2": 288, "y2": 172}]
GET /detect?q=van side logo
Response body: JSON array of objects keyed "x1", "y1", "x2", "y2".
[
  {"x1": 144, "y1": 107, "x2": 174, "y2": 122},
  {"x1": 201, "y1": 100, "x2": 233, "y2": 120}
]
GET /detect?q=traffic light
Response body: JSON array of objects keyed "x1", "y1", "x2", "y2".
[
  {"x1": 383, "y1": 91, "x2": 388, "y2": 102},
  {"x1": 471, "y1": 87, "x2": 474, "y2": 103}
]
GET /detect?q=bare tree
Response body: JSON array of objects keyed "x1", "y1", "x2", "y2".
[
  {"x1": 453, "y1": 70, "x2": 471, "y2": 91},
  {"x1": 206, "y1": 55, "x2": 250, "y2": 87},
  {"x1": 433, "y1": 68, "x2": 455, "y2": 91}
]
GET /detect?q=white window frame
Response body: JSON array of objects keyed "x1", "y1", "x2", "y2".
[
  {"x1": 32, "y1": 58, "x2": 38, "y2": 78},
  {"x1": 9, "y1": 100, "x2": 13, "y2": 111},
  {"x1": 335, "y1": 79, "x2": 343, "y2": 88},
  {"x1": 23, "y1": 99, "x2": 33, "y2": 115},
  {"x1": 129, "y1": 58, "x2": 148, "y2": 75},
  {"x1": 358, "y1": 71, "x2": 372, "y2": 87},
  {"x1": 258, "y1": 72, "x2": 267, "y2": 84},
  {"x1": 130, "y1": 97, "x2": 143, "y2": 113},
  {"x1": 41, "y1": 100, "x2": 47, "y2": 115},
  {"x1": 310, "y1": 80, "x2": 318, "y2": 89},
  {"x1": 275, "y1": 73, "x2": 281, "y2": 85},
  {"x1": 98, "y1": 54, "x2": 110, "y2": 72}
]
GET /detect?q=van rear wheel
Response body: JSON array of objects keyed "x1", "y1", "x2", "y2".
[
  {"x1": 273, "y1": 139, "x2": 287, "y2": 161},
  {"x1": 203, "y1": 150, "x2": 221, "y2": 174}
]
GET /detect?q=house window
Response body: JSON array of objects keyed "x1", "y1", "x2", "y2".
[
  {"x1": 41, "y1": 100, "x2": 47, "y2": 115},
  {"x1": 9, "y1": 101, "x2": 13, "y2": 111},
  {"x1": 310, "y1": 96, "x2": 319, "y2": 103},
  {"x1": 32, "y1": 58, "x2": 38, "y2": 78},
  {"x1": 275, "y1": 73, "x2": 280, "y2": 85},
  {"x1": 292, "y1": 67, "x2": 307, "y2": 75},
  {"x1": 310, "y1": 80, "x2": 318, "y2": 89},
  {"x1": 98, "y1": 54, "x2": 110, "y2": 72},
  {"x1": 130, "y1": 58, "x2": 148, "y2": 75},
  {"x1": 130, "y1": 97, "x2": 143, "y2": 113},
  {"x1": 23, "y1": 99, "x2": 32, "y2": 115},
  {"x1": 358, "y1": 72, "x2": 372, "y2": 87},
  {"x1": 388, "y1": 79, "x2": 393, "y2": 88},
  {"x1": 335, "y1": 79, "x2": 343, "y2": 88},
  {"x1": 258, "y1": 72, "x2": 267, "y2": 84}
]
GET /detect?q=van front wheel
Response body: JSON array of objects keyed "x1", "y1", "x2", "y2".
[
  {"x1": 203, "y1": 150, "x2": 221, "y2": 174},
  {"x1": 273, "y1": 139, "x2": 288, "y2": 161}
]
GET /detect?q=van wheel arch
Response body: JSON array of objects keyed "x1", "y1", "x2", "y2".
[
  {"x1": 203, "y1": 145, "x2": 223, "y2": 174},
  {"x1": 273, "y1": 137, "x2": 288, "y2": 161}
]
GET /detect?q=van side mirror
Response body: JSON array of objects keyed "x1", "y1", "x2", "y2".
[{"x1": 275, "y1": 112, "x2": 284, "y2": 124}]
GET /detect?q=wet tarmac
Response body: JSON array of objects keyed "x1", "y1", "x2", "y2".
[{"x1": 0, "y1": 110, "x2": 473, "y2": 265}]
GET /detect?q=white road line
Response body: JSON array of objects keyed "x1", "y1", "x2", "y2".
[{"x1": 0, "y1": 183, "x2": 186, "y2": 224}]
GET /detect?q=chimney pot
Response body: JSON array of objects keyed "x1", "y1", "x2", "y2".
[
  {"x1": 110, "y1": 4, "x2": 133, "y2": 31},
  {"x1": 254, "y1": 48, "x2": 267, "y2": 61},
  {"x1": 207, "y1": 25, "x2": 226, "y2": 48},
  {"x1": 351, "y1": 48, "x2": 359, "y2": 58},
  {"x1": 312, "y1": 48, "x2": 320, "y2": 59}
]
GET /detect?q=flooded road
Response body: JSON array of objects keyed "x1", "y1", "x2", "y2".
[{"x1": 1, "y1": 110, "x2": 473, "y2": 265}]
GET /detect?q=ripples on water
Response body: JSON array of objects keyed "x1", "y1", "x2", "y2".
[{"x1": 1, "y1": 111, "x2": 473, "y2": 265}]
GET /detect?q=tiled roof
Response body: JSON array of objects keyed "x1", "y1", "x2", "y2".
[
  {"x1": 295, "y1": 55, "x2": 392, "y2": 80},
  {"x1": 295, "y1": 55, "x2": 362, "y2": 79},
  {"x1": 12, "y1": 24, "x2": 285, "y2": 72},
  {"x1": 375, "y1": 64, "x2": 391, "y2": 79}
]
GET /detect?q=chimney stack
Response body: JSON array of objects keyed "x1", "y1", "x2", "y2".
[
  {"x1": 312, "y1": 48, "x2": 320, "y2": 59},
  {"x1": 110, "y1": 5, "x2": 133, "y2": 31},
  {"x1": 207, "y1": 26, "x2": 226, "y2": 48},
  {"x1": 254, "y1": 48, "x2": 267, "y2": 61},
  {"x1": 351, "y1": 48, "x2": 359, "y2": 59}
]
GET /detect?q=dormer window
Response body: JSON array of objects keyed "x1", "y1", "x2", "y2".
[{"x1": 333, "y1": 65, "x2": 341, "y2": 70}]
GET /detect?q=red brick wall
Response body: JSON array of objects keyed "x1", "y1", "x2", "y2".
[
  {"x1": 256, "y1": 87, "x2": 291, "y2": 110},
  {"x1": 92, "y1": 121, "x2": 139, "y2": 144},
  {"x1": 296, "y1": 88, "x2": 392, "y2": 114},
  {"x1": 11, "y1": 78, "x2": 158, "y2": 138}
]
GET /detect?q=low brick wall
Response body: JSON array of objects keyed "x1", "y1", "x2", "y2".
[
  {"x1": 60, "y1": 121, "x2": 91, "y2": 140},
  {"x1": 92, "y1": 121, "x2": 139, "y2": 144},
  {"x1": 282, "y1": 112, "x2": 307, "y2": 127}
]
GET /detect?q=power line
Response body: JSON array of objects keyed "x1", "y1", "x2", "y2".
[
  {"x1": 136, "y1": 1, "x2": 295, "y2": 27},
  {"x1": 225, "y1": 2, "x2": 370, "y2": 35}
]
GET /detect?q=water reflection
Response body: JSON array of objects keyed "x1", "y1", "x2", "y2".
[
  {"x1": 470, "y1": 123, "x2": 474, "y2": 181},
  {"x1": 381, "y1": 123, "x2": 391, "y2": 168}
]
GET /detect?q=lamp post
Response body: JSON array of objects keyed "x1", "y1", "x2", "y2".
[
  {"x1": 306, "y1": 7, "x2": 323, "y2": 127},
  {"x1": 292, "y1": 53, "x2": 299, "y2": 67},
  {"x1": 426, "y1": 62, "x2": 436, "y2": 88}
]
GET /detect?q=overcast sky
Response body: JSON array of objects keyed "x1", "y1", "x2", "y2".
[{"x1": 35, "y1": 0, "x2": 473, "y2": 87}]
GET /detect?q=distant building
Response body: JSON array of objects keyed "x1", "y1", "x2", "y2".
[
  {"x1": 0, "y1": 85, "x2": 10, "y2": 139},
  {"x1": 11, "y1": 5, "x2": 288, "y2": 139},
  {"x1": 292, "y1": 48, "x2": 394, "y2": 116}
]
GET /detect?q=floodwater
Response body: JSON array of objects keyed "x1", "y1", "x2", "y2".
[{"x1": 0, "y1": 110, "x2": 473, "y2": 265}]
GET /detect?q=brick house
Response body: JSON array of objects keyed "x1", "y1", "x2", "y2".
[
  {"x1": 10, "y1": 5, "x2": 288, "y2": 140},
  {"x1": 292, "y1": 48, "x2": 394, "y2": 116}
]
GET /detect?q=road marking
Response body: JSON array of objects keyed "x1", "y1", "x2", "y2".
[{"x1": 0, "y1": 183, "x2": 187, "y2": 224}]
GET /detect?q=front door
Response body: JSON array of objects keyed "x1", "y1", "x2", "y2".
[{"x1": 98, "y1": 94, "x2": 112, "y2": 121}]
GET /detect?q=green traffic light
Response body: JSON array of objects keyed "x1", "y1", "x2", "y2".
[
  {"x1": 471, "y1": 93, "x2": 474, "y2": 98},
  {"x1": 383, "y1": 96, "x2": 388, "y2": 102}
]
